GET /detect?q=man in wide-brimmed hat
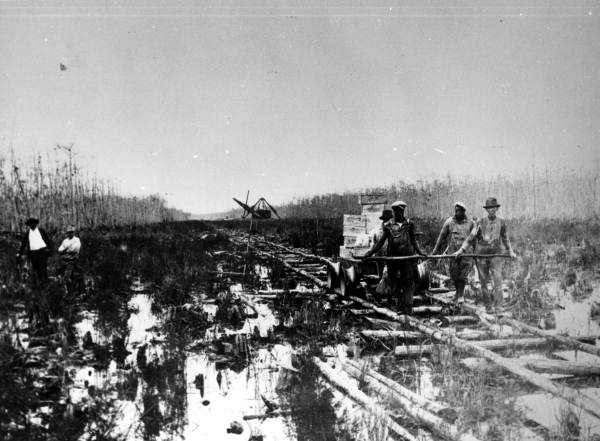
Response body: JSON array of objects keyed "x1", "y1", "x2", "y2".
[
  {"x1": 432, "y1": 202, "x2": 476, "y2": 305},
  {"x1": 455, "y1": 197, "x2": 516, "y2": 312},
  {"x1": 17, "y1": 217, "x2": 53, "y2": 286},
  {"x1": 361, "y1": 201, "x2": 427, "y2": 314},
  {"x1": 368, "y1": 208, "x2": 393, "y2": 283}
]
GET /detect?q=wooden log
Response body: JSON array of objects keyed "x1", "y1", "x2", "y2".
[
  {"x1": 441, "y1": 316, "x2": 479, "y2": 326},
  {"x1": 260, "y1": 241, "x2": 334, "y2": 266},
  {"x1": 312, "y1": 357, "x2": 420, "y2": 441},
  {"x1": 252, "y1": 248, "x2": 327, "y2": 288},
  {"x1": 459, "y1": 358, "x2": 571, "y2": 380},
  {"x1": 349, "y1": 309, "x2": 377, "y2": 316},
  {"x1": 393, "y1": 338, "x2": 549, "y2": 356},
  {"x1": 458, "y1": 302, "x2": 509, "y2": 333},
  {"x1": 296, "y1": 263, "x2": 325, "y2": 269},
  {"x1": 341, "y1": 359, "x2": 482, "y2": 441},
  {"x1": 455, "y1": 329, "x2": 490, "y2": 340},
  {"x1": 499, "y1": 316, "x2": 600, "y2": 358},
  {"x1": 246, "y1": 294, "x2": 277, "y2": 300},
  {"x1": 411, "y1": 306, "x2": 443, "y2": 314},
  {"x1": 343, "y1": 359, "x2": 447, "y2": 414},
  {"x1": 364, "y1": 316, "x2": 405, "y2": 330},
  {"x1": 361, "y1": 330, "x2": 423, "y2": 339},
  {"x1": 393, "y1": 345, "x2": 437, "y2": 356},
  {"x1": 463, "y1": 301, "x2": 600, "y2": 357},
  {"x1": 243, "y1": 410, "x2": 293, "y2": 420},
  {"x1": 207, "y1": 271, "x2": 246, "y2": 276},
  {"x1": 568, "y1": 334, "x2": 600, "y2": 344},
  {"x1": 347, "y1": 295, "x2": 600, "y2": 420},
  {"x1": 553, "y1": 350, "x2": 600, "y2": 365},
  {"x1": 423, "y1": 291, "x2": 455, "y2": 306},
  {"x1": 461, "y1": 357, "x2": 600, "y2": 376}
]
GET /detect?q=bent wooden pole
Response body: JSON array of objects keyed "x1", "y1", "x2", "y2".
[
  {"x1": 341, "y1": 359, "x2": 482, "y2": 441},
  {"x1": 312, "y1": 357, "x2": 419, "y2": 441},
  {"x1": 347, "y1": 295, "x2": 600, "y2": 420}
]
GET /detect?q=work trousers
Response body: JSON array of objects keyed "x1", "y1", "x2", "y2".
[
  {"x1": 387, "y1": 261, "x2": 418, "y2": 313},
  {"x1": 59, "y1": 258, "x2": 79, "y2": 279},
  {"x1": 449, "y1": 257, "x2": 472, "y2": 297},
  {"x1": 449, "y1": 257, "x2": 472, "y2": 284},
  {"x1": 477, "y1": 257, "x2": 503, "y2": 306},
  {"x1": 29, "y1": 249, "x2": 49, "y2": 287}
]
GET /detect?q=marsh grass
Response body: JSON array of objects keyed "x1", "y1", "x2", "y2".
[
  {"x1": 278, "y1": 355, "x2": 347, "y2": 441},
  {"x1": 0, "y1": 221, "x2": 226, "y2": 440},
  {"x1": 428, "y1": 347, "x2": 527, "y2": 439}
]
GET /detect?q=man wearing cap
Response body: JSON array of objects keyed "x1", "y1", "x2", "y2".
[
  {"x1": 455, "y1": 197, "x2": 516, "y2": 312},
  {"x1": 58, "y1": 225, "x2": 82, "y2": 283},
  {"x1": 17, "y1": 217, "x2": 53, "y2": 285},
  {"x1": 431, "y1": 202, "x2": 475, "y2": 304},
  {"x1": 361, "y1": 201, "x2": 427, "y2": 314}
]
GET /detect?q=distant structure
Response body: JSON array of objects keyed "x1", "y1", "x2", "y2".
[{"x1": 232, "y1": 196, "x2": 280, "y2": 219}]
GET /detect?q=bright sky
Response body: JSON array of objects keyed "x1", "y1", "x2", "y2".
[{"x1": 1, "y1": 0, "x2": 599, "y2": 214}]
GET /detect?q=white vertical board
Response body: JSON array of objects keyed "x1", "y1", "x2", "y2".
[
  {"x1": 362, "y1": 203, "x2": 386, "y2": 233},
  {"x1": 343, "y1": 214, "x2": 367, "y2": 236}
]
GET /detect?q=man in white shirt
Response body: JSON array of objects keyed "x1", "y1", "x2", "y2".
[
  {"x1": 17, "y1": 217, "x2": 53, "y2": 286},
  {"x1": 58, "y1": 225, "x2": 82, "y2": 282}
]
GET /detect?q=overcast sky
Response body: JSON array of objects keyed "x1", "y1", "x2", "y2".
[{"x1": 1, "y1": 0, "x2": 599, "y2": 214}]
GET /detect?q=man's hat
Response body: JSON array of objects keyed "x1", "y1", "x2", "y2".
[
  {"x1": 455, "y1": 201, "x2": 466, "y2": 210},
  {"x1": 391, "y1": 200, "x2": 407, "y2": 209},
  {"x1": 66, "y1": 225, "x2": 75, "y2": 232},
  {"x1": 25, "y1": 217, "x2": 39, "y2": 226},
  {"x1": 483, "y1": 197, "x2": 501, "y2": 208},
  {"x1": 379, "y1": 209, "x2": 393, "y2": 221}
]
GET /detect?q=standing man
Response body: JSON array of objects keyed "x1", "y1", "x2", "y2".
[
  {"x1": 17, "y1": 217, "x2": 53, "y2": 287},
  {"x1": 455, "y1": 197, "x2": 516, "y2": 312},
  {"x1": 368, "y1": 208, "x2": 393, "y2": 278},
  {"x1": 361, "y1": 201, "x2": 427, "y2": 314},
  {"x1": 58, "y1": 225, "x2": 82, "y2": 283},
  {"x1": 431, "y1": 202, "x2": 475, "y2": 305}
]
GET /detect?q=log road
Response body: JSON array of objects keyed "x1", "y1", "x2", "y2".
[{"x1": 226, "y1": 230, "x2": 600, "y2": 441}]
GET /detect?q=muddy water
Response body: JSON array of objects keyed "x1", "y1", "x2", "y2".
[
  {"x1": 5, "y1": 247, "x2": 600, "y2": 441},
  {"x1": 545, "y1": 279, "x2": 600, "y2": 336},
  {"x1": 38, "y1": 260, "x2": 352, "y2": 441},
  {"x1": 66, "y1": 293, "x2": 292, "y2": 440}
]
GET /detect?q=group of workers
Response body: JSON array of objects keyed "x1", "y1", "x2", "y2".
[
  {"x1": 360, "y1": 197, "x2": 516, "y2": 314},
  {"x1": 17, "y1": 199, "x2": 513, "y2": 314},
  {"x1": 16, "y1": 217, "x2": 82, "y2": 288}
]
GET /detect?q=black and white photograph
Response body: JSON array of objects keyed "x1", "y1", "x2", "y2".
[{"x1": 1, "y1": 1, "x2": 599, "y2": 440}]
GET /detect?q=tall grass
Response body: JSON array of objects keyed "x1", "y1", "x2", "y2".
[
  {"x1": 213, "y1": 165, "x2": 600, "y2": 220},
  {"x1": 0, "y1": 150, "x2": 189, "y2": 231}
]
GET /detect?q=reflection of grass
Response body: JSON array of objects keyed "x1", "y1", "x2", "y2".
[
  {"x1": 429, "y1": 348, "x2": 526, "y2": 440},
  {"x1": 278, "y1": 355, "x2": 354, "y2": 441},
  {"x1": 274, "y1": 295, "x2": 350, "y2": 345},
  {"x1": 0, "y1": 221, "x2": 226, "y2": 440},
  {"x1": 551, "y1": 404, "x2": 581, "y2": 441}
]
